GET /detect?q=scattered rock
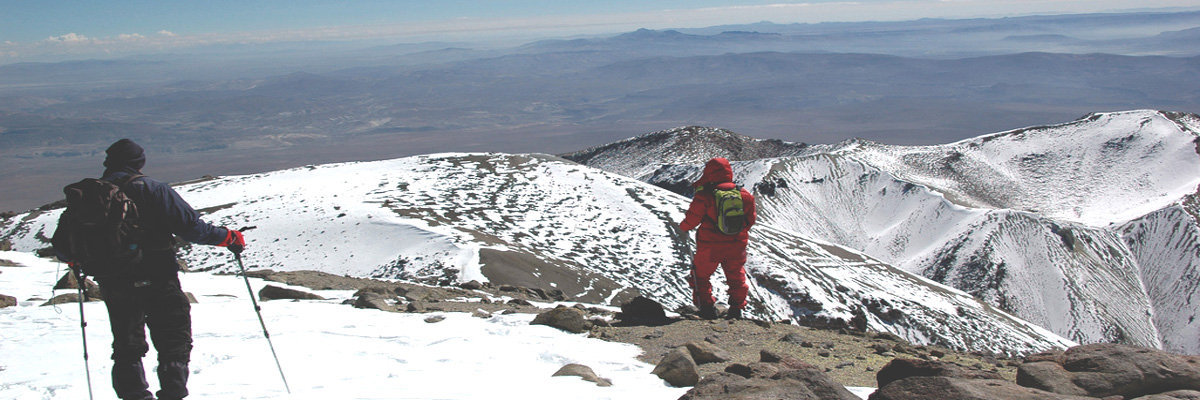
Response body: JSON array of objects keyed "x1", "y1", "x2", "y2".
[
  {"x1": 472, "y1": 309, "x2": 492, "y2": 319},
  {"x1": 685, "y1": 341, "x2": 732, "y2": 364},
  {"x1": 780, "y1": 332, "x2": 806, "y2": 344},
  {"x1": 1016, "y1": 343, "x2": 1200, "y2": 399},
  {"x1": 652, "y1": 348, "x2": 700, "y2": 387},
  {"x1": 0, "y1": 294, "x2": 16, "y2": 308},
  {"x1": 458, "y1": 280, "x2": 483, "y2": 290},
  {"x1": 258, "y1": 285, "x2": 325, "y2": 301},
  {"x1": 552, "y1": 363, "x2": 612, "y2": 387},
  {"x1": 531, "y1": 307, "x2": 592, "y2": 333},
  {"x1": 618, "y1": 296, "x2": 668, "y2": 325},
  {"x1": 1131, "y1": 390, "x2": 1200, "y2": 400},
  {"x1": 589, "y1": 317, "x2": 612, "y2": 328},
  {"x1": 507, "y1": 298, "x2": 532, "y2": 306},
  {"x1": 0, "y1": 239, "x2": 12, "y2": 251},
  {"x1": 424, "y1": 315, "x2": 446, "y2": 323}
]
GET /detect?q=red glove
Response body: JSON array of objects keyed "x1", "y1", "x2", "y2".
[{"x1": 218, "y1": 229, "x2": 245, "y2": 248}]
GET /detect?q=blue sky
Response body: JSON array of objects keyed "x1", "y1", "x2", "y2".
[{"x1": 1, "y1": 0, "x2": 1197, "y2": 62}]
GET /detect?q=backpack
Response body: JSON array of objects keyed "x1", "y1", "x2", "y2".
[
  {"x1": 712, "y1": 186, "x2": 747, "y2": 235},
  {"x1": 52, "y1": 175, "x2": 146, "y2": 277}
]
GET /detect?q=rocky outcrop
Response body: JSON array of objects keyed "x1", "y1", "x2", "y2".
[
  {"x1": 870, "y1": 358, "x2": 1084, "y2": 400},
  {"x1": 681, "y1": 350, "x2": 859, "y2": 400},
  {"x1": 258, "y1": 285, "x2": 325, "y2": 301},
  {"x1": 1017, "y1": 343, "x2": 1200, "y2": 398}
]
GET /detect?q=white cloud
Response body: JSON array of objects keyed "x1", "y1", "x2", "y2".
[
  {"x1": 157, "y1": 30, "x2": 177, "y2": 37},
  {"x1": 45, "y1": 33, "x2": 91, "y2": 43},
  {"x1": 117, "y1": 33, "x2": 146, "y2": 41}
]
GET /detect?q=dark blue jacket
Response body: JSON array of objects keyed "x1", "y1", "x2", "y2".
[{"x1": 103, "y1": 170, "x2": 228, "y2": 250}]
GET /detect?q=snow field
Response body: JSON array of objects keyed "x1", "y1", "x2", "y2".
[{"x1": 0, "y1": 251, "x2": 688, "y2": 400}]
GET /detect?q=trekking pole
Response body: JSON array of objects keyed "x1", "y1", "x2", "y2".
[
  {"x1": 72, "y1": 266, "x2": 96, "y2": 400},
  {"x1": 229, "y1": 227, "x2": 292, "y2": 394}
]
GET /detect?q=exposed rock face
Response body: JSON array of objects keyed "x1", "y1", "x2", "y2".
[
  {"x1": 653, "y1": 348, "x2": 700, "y2": 387},
  {"x1": 258, "y1": 285, "x2": 325, "y2": 301},
  {"x1": 681, "y1": 351, "x2": 858, "y2": 400},
  {"x1": 552, "y1": 363, "x2": 612, "y2": 387},
  {"x1": 1016, "y1": 343, "x2": 1200, "y2": 398},
  {"x1": 531, "y1": 307, "x2": 593, "y2": 333}
]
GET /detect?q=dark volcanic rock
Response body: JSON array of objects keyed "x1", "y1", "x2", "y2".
[
  {"x1": 652, "y1": 348, "x2": 700, "y2": 387},
  {"x1": 618, "y1": 295, "x2": 668, "y2": 325},
  {"x1": 258, "y1": 285, "x2": 325, "y2": 301},
  {"x1": 531, "y1": 307, "x2": 592, "y2": 333},
  {"x1": 552, "y1": 363, "x2": 612, "y2": 387},
  {"x1": 1017, "y1": 343, "x2": 1200, "y2": 398}
]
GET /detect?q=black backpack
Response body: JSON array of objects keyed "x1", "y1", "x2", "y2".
[{"x1": 52, "y1": 175, "x2": 146, "y2": 277}]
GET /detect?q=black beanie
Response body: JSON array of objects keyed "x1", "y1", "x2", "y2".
[{"x1": 103, "y1": 138, "x2": 146, "y2": 172}]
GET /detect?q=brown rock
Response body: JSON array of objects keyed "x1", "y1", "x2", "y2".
[
  {"x1": 652, "y1": 348, "x2": 700, "y2": 387},
  {"x1": 552, "y1": 363, "x2": 612, "y2": 387},
  {"x1": 1016, "y1": 343, "x2": 1200, "y2": 398},
  {"x1": 258, "y1": 285, "x2": 325, "y2": 301},
  {"x1": 531, "y1": 307, "x2": 592, "y2": 333},
  {"x1": 686, "y1": 341, "x2": 732, "y2": 364},
  {"x1": 0, "y1": 294, "x2": 16, "y2": 308}
]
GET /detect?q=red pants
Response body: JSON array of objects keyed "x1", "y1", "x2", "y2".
[{"x1": 688, "y1": 243, "x2": 749, "y2": 309}]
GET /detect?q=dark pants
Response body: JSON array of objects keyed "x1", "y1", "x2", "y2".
[{"x1": 99, "y1": 274, "x2": 192, "y2": 400}]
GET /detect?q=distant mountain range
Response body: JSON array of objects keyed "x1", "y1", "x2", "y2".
[{"x1": 566, "y1": 110, "x2": 1200, "y2": 355}]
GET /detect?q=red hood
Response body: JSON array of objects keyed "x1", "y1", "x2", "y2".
[{"x1": 693, "y1": 157, "x2": 733, "y2": 189}]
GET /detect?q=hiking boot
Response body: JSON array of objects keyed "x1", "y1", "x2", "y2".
[
  {"x1": 697, "y1": 304, "x2": 718, "y2": 320},
  {"x1": 725, "y1": 307, "x2": 743, "y2": 320}
]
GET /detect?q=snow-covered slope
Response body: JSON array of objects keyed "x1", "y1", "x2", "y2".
[
  {"x1": 0, "y1": 153, "x2": 1069, "y2": 354},
  {"x1": 569, "y1": 110, "x2": 1200, "y2": 354}
]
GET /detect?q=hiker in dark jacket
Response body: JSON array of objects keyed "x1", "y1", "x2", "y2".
[
  {"x1": 55, "y1": 139, "x2": 244, "y2": 400},
  {"x1": 679, "y1": 157, "x2": 756, "y2": 319}
]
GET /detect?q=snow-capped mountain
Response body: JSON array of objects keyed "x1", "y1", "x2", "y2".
[
  {"x1": 0, "y1": 152, "x2": 1069, "y2": 354},
  {"x1": 573, "y1": 110, "x2": 1200, "y2": 355}
]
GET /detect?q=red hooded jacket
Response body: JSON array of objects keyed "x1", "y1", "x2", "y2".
[{"x1": 679, "y1": 158, "x2": 756, "y2": 245}]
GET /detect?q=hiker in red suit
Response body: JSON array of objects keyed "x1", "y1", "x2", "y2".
[{"x1": 679, "y1": 157, "x2": 756, "y2": 319}]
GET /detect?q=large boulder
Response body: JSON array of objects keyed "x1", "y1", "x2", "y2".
[
  {"x1": 685, "y1": 341, "x2": 732, "y2": 364},
  {"x1": 652, "y1": 348, "x2": 700, "y2": 387},
  {"x1": 0, "y1": 294, "x2": 16, "y2": 308},
  {"x1": 531, "y1": 307, "x2": 592, "y2": 333},
  {"x1": 1017, "y1": 343, "x2": 1200, "y2": 398},
  {"x1": 870, "y1": 376, "x2": 1094, "y2": 400},
  {"x1": 258, "y1": 285, "x2": 325, "y2": 301},
  {"x1": 876, "y1": 358, "x2": 1003, "y2": 388},
  {"x1": 617, "y1": 296, "x2": 668, "y2": 325}
]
